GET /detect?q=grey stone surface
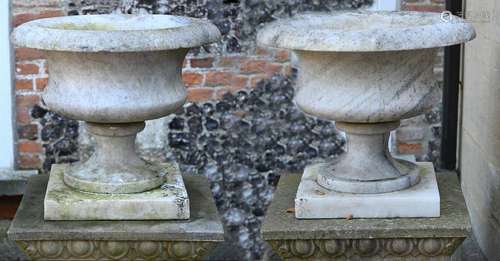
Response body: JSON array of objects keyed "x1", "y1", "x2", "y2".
[
  {"x1": 257, "y1": 11, "x2": 475, "y2": 52},
  {"x1": 263, "y1": 171, "x2": 470, "y2": 240},
  {"x1": 451, "y1": 235, "x2": 487, "y2": 261},
  {"x1": 262, "y1": 171, "x2": 472, "y2": 260},
  {"x1": 8, "y1": 174, "x2": 223, "y2": 242},
  {"x1": 0, "y1": 169, "x2": 37, "y2": 196},
  {"x1": 0, "y1": 220, "x2": 27, "y2": 261}
]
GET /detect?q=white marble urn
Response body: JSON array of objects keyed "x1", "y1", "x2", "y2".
[
  {"x1": 12, "y1": 14, "x2": 221, "y2": 220},
  {"x1": 258, "y1": 11, "x2": 475, "y2": 218}
]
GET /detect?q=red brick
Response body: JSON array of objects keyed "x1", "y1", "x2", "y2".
[
  {"x1": 18, "y1": 141, "x2": 43, "y2": 153},
  {"x1": 190, "y1": 57, "x2": 214, "y2": 68},
  {"x1": 182, "y1": 72, "x2": 204, "y2": 87},
  {"x1": 275, "y1": 49, "x2": 291, "y2": 62},
  {"x1": 403, "y1": 4, "x2": 444, "y2": 12},
  {"x1": 187, "y1": 88, "x2": 214, "y2": 102},
  {"x1": 241, "y1": 60, "x2": 268, "y2": 74},
  {"x1": 16, "y1": 63, "x2": 39, "y2": 75},
  {"x1": 283, "y1": 64, "x2": 294, "y2": 76},
  {"x1": 15, "y1": 79, "x2": 33, "y2": 91},
  {"x1": 16, "y1": 95, "x2": 40, "y2": 124},
  {"x1": 17, "y1": 124, "x2": 39, "y2": 140},
  {"x1": 205, "y1": 71, "x2": 233, "y2": 86},
  {"x1": 265, "y1": 63, "x2": 283, "y2": 76},
  {"x1": 397, "y1": 143, "x2": 423, "y2": 154},
  {"x1": 250, "y1": 74, "x2": 271, "y2": 87},
  {"x1": 231, "y1": 75, "x2": 249, "y2": 89},
  {"x1": 215, "y1": 76, "x2": 249, "y2": 98},
  {"x1": 35, "y1": 78, "x2": 48, "y2": 91},
  {"x1": 255, "y1": 47, "x2": 272, "y2": 56},
  {"x1": 16, "y1": 109, "x2": 31, "y2": 125},
  {"x1": 16, "y1": 154, "x2": 41, "y2": 169},
  {"x1": 14, "y1": 10, "x2": 64, "y2": 27},
  {"x1": 218, "y1": 56, "x2": 245, "y2": 68},
  {"x1": 15, "y1": 48, "x2": 44, "y2": 61},
  {"x1": 16, "y1": 95, "x2": 40, "y2": 107},
  {"x1": 215, "y1": 87, "x2": 231, "y2": 99}
]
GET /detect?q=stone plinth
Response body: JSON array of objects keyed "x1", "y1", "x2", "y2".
[
  {"x1": 296, "y1": 162, "x2": 439, "y2": 219},
  {"x1": 262, "y1": 171, "x2": 470, "y2": 260},
  {"x1": 8, "y1": 174, "x2": 224, "y2": 260},
  {"x1": 44, "y1": 164, "x2": 189, "y2": 220}
]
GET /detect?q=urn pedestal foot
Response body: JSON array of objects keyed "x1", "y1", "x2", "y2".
[
  {"x1": 65, "y1": 122, "x2": 165, "y2": 194},
  {"x1": 295, "y1": 162, "x2": 440, "y2": 219},
  {"x1": 45, "y1": 164, "x2": 189, "y2": 220},
  {"x1": 316, "y1": 121, "x2": 420, "y2": 194}
]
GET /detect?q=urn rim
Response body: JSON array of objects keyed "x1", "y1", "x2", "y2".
[
  {"x1": 257, "y1": 11, "x2": 475, "y2": 52},
  {"x1": 12, "y1": 14, "x2": 221, "y2": 52}
]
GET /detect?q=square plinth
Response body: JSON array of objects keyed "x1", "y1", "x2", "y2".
[
  {"x1": 8, "y1": 173, "x2": 223, "y2": 260},
  {"x1": 262, "y1": 170, "x2": 471, "y2": 260},
  {"x1": 295, "y1": 162, "x2": 440, "y2": 219},
  {"x1": 44, "y1": 164, "x2": 189, "y2": 220}
]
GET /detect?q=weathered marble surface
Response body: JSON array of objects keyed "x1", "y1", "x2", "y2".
[
  {"x1": 12, "y1": 15, "x2": 221, "y2": 52},
  {"x1": 12, "y1": 15, "x2": 221, "y2": 195},
  {"x1": 45, "y1": 164, "x2": 189, "y2": 220},
  {"x1": 8, "y1": 174, "x2": 223, "y2": 260},
  {"x1": 296, "y1": 162, "x2": 439, "y2": 218},
  {"x1": 257, "y1": 11, "x2": 476, "y2": 198},
  {"x1": 263, "y1": 171, "x2": 470, "y2": 260},
  {"x1": 257, "y1": 11, "x2": 475, "y2": 52}
]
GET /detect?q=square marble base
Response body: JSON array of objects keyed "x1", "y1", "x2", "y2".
[
  {"x1": 44, "y1": 164, "x2": 189, "y2": 220},
  {"x1": 295, "y1": 162, "x2": 440, "y2": 219}
]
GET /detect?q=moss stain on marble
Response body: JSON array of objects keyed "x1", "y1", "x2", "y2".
[
  {"x1": 44, "y1": 164, "x2": 190, "y2": 220},
  {"x1": 48, "y1": 22, "x2": 116, "y2": 31}
]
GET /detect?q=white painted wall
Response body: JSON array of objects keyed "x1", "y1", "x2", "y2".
[
  {"x1": 0, "y1": 0, "x2": 15, "y2": 169},
  {"x1": 368, "y1": 0, "x2": 401, "y2": 11},
  {"x1": 461, "y1": 0, "x2": 500, "y2": 259}
]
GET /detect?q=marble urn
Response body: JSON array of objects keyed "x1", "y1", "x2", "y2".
[
  {"x1": 258, "y1": 11, "x2": 475, "y2": 218},
  {"x1": 12, "y1": 15, "x2": 221, "y2": 220}
]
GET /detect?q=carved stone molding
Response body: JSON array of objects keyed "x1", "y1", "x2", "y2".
[
  {"x1": 16, "y1": 240, "x2": 217, "y2": 260},
  {"x1": 268, "y1": 238, "x2": 465, "y2": 260}
]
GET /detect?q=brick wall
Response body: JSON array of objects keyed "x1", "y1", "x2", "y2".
[
  {"x1": 11, "y1": 0, "x2": 446, "y2": 170},
  {"x1": 12, "y1": 0, "x2": 64, "y2": 170}
]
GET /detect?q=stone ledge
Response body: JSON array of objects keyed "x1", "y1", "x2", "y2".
[
  {"x1": 268, "y1": 237, "x2": 463, "y2": 261},
  {"x1": 262, "y1": 171, "x2": 471, "y2": 260},
  {"x1": 8, "y1": 173, "x2": 223, "y2": 260},
  {"x1": 15, "y1": 240, "x2": 216, "y2": 261},
  {"x1": 0, "y1": 168, "x2": 38, "y2": 196}
]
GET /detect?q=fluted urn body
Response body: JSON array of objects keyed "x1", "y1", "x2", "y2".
[
  {"x1": 258, "y1": 12, "x2": 475, "y2": 194},
  {"x1": 13, "y1": 15, "x2": 221, "y2": 194}
]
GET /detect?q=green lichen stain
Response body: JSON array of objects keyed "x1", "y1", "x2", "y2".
[
  {"x1": 50, "y1": 22, "x2": 115, "y2": 31},
  {"x1": 47, "y1": 162, "x2": 187, "y2": 202},
  {"x1": 45, "y1": 163, "x2": 190, "y2": 219}
]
